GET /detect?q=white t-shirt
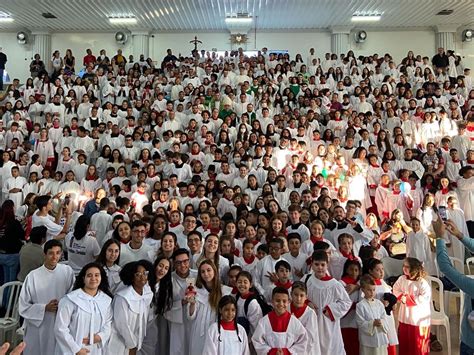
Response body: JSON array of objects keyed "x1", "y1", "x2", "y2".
[
  {"x1": 64, "y1": 232, "x2": 101, "y2": 275},
  {"x1": 32, "y1": 213, "x2": 63, "y2": 241},
  {"x1": 119, "y1": 243, "x2": 154, "y2": 266}
]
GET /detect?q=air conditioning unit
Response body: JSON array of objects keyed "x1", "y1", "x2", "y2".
[
  {"x1": 462, "y1": 29, "x2": 473, "y2": 42},
  {"x1": 16, "y1": 31, "x2": 29, "y2": 45},
  {"x1": 354, "y1": 30, "x2": 367, "y2": 43},
  {"x1": 115, "y1": 31, "x2": 129, "y2": 44}
]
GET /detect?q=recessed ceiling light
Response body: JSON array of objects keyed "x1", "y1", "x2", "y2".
[
  {"x1": 109, "y1": 17, "x2": 137, "y2": 24},
  {"x1": 351, "y1": 14, "x2": 382, "y2": 22},
  {"x1": 225, "y1": 17, "x2": 253, "y2": 24},
  {"x1": 0, "y1": 16, "x2": 14, "y2": 23}
]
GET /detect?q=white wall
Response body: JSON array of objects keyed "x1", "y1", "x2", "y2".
[{"x1": 0, "y1": 29, "x2": 473, "y2": 82}]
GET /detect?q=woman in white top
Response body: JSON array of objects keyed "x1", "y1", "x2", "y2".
[
  {"x1": 95, "y1": 239, "x2": 122, "y2": 295},
  {"x1": 140, "y1": 256, "x2": 171, "y2": 355},
  {"x1": 54, "y1": 262, "x2": 113, "y2": 355},
  {"x1": 106, "y1": 260, "x2": 154, "y2": 355},
  {"x1": 65, "y1": 215, "x2": 101, "y2": 275},
  {"x1": 187, "y1": 259, "x2": 231, "y2": 355},
  {"x1": 194, "y1": 234, "x2": 230, "y2": 283}
]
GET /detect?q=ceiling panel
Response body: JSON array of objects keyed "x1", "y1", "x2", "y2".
[{"x1": 0, "y1": 0, "x2": 472, "y2": 31}]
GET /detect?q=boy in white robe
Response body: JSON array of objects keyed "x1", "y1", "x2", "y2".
[
  {"x1": 252, "y1": 287, "x2": 308, "y2": 355},
  {"x1": 355, "y1": 275, "x2": 389, "y2": 355},
  {"x1": 19, "y1": 240, "x2": 75, "y2": 355},
  {"x1": 2, "y1": 166, "x2": 27, "y2": 211},
  {"x1": 304, "y1": 250, "x2": 352, "y2": 354}
]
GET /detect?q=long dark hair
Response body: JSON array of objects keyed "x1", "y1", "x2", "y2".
[
  {"x1": 0, "y1": 200, "x2": 16, "y2": 226},
  {"x1": 217, "y1": 295, "x2": 242, "y2": 342},
  {"x1": 73, "y1": 215, "x2": 90, "y2": 240},
  {"x1": 96, "y1": 239, "x2": 121, "y2": 267},
  {"x1": 73, "y1": 262, "x2": 112, "y2": 298},
  {"x1": 154, "y1": 256, "x2": 173, "y2": 315}
]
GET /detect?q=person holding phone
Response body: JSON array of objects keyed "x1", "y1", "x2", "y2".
[{"x1": 432, "y1": 218, "x2": 474, "y2": 354}]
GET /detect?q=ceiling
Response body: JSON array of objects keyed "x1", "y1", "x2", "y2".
[{"x1": 0, "y1": 0, "x2": 473, "y2": 32}]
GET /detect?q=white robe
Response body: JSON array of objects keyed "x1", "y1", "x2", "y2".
[
  {"x1": 2, "y1": 175, "x2": 27, "y2": 210},
  {"x1": 19, "y1": 264, "x2": 75, "y2": 355},
  {"x1": 392, "y1": 275, "x2": 431, "y2": 327},
  {"x1": 187, "y1": 285, "x2": 231, "y2": 355},
  {"x1": 54, "y1": 289, "x2": 112, "y2": 355},
  {"x1": 202, "y1": 323, "x2": 250, "y2": 355},
  {"x1": 355, "y1": 298, "x2": 389, "y2": 353},
  {"x1": 252, "y1": 312, "x2": 308, "y2": 355},
  {"x1": 105, "y1": 285, "x2": 154, "y2": 355},
  {"x1": 292, "y1": 305, "x2": 321, "y2": 355},
  {"x1": 306, "y1": 276, "x2": 352, "y2": 354}
]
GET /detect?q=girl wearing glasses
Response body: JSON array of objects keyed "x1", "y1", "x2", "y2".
[{"x1": 106, "y1": 260, "x2": 155, "y2": 355}]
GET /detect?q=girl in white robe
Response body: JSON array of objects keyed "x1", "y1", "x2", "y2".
[
  {"x1": 106, "y1": 260, "x2": 154, "y2": 355},
  {"x1": 203, "y1": 295, "x2": 250, "y2": 355},
  {"x1": 96, "y1": 239, "x2": 123, "y2": 295},
  {"x1": 187, "y1": 259, "x2": 232, "y2": 355},
  {"x1": 54, "y1": 263, "x2": 113, "y2": 355},
  {"x1": 365, "y1": 259, "x2": 398, "y2": 354},
  {"x1": 139, "y1": 256, "x2": 171, "y2": 355}
]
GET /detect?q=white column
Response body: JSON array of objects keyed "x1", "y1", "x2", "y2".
[
  {"x1": 330, "y1": 26, "x2": 352, "y2": 56},
  {"x1": 435, "y1": 25, "x2": 458, "y2": 51},
  {"x1": 132, "y1": 31, "x2": 150, "y2": 58},
  {"x1": 32, "y1": 31, "x2": 51, "y2": 72}
]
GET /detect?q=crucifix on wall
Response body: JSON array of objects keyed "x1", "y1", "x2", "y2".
[{"x1": 189, "y1": 36, "x2": 203, "y2": 52}]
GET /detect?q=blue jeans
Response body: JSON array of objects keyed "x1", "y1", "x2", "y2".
[
  {"x1": 0, "y1": 253, "x2": 20, "y2": 285},
  {"x1": 461, "y1": 342, "x2": 474, "y2": 355},
  {"x1": 0, "y1": 68, "x2": 3, "y2": 90}
]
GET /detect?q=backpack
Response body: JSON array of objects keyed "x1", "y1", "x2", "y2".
[{"x1": 236, "y1": 291, "x2": 273, "y2": 333}]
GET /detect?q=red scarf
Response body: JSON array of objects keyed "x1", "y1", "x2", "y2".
[
  {"x1": 320, "y1": 275, "x2": 333, "y2": 281},
  {"x1": 86, "y1": 175, "x2": 96, "y2": 181},
  {"x1": 274, "y1": 280, "x2": 293, "y2": 289},
  {"x1": 452, "y1": 159, "x2": 460, "y2": 163},
  {"x1": 339, "y1": 249, "x2": 357, "y2": 260},
  {"x1": 268, "y1": 311, "x2": 291, "y2": 332},
  {"x1": 441, "y1": 188, "x2": 449, "y2": 194},
  {"x1": 374, "y1": 278, "x2": 382, "y2": 286},
  {"x1": 137, "y1": 190, "x2": 146, "y2": 195},
  {"x1": 243, "y1": 255, "x2": 255, "y2": 264},
  {"x1": 393, "y1": 190, "x2": 400, "y2": 195},
  {"x1": 290, "y1": 304, "x2": 307, "y2": 319},
  {"x1": 370, "y1": 163, "x2": 380, "y2": 168},
  {"x1": 310, "y1": 235, "x2": 324, "y2": 244},
  {"x1": 341, "y1": 276, "x2": 358, "y2": 285},
  {"x1": 220, "y1": 320, "x2": 236, "y2": 331},
  {"x1": 381, "y1": 183, "x2": 389, "y2": 188},
  {"x1": 240, "y1": 292, "x2": 254, "y2": 300},
  {"x1": 169, "y1": 222, "x2": 180, "y2": 228},
  {"x1": 467, "y1": 160, "x2": 474, "y2": 164}
]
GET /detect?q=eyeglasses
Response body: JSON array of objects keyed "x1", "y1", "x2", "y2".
[
  {"x1": 134, "y1": 271, "x2": 149, "y2": 277},
  {"x1": 174, "y1": 259, "x2": 190, "y2": 265}
]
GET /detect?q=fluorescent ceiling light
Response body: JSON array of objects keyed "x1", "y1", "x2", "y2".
[
  {"x1": 351, "y1": 15, "x2": 381, "y2": 22},
  {"x1": 109, "y1": 17, "x2": 137, "y2": 24},
  {"x1": 225, "y1": 17, "x2": 252, "y2": 24},
  {"x1": 0, "y1": 17, "x2": 14, "y2": 23}
]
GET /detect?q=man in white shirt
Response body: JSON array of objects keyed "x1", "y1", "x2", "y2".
[
  {"x1": 119, "y1": 220, "x2": 154, "y2": 266},
  {"x1": 32, "y1": 195, "x2": 71, "y2": 241},
  {"x1": 19, "y1": 239, "x2": 75, "y2": 355}
]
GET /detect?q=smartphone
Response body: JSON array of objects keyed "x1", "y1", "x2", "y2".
[
  {"x1": 439, "y1": 206, "x2": 448, "y2": 221},
  {"x1": 64, "y1": 195, "x2": 71, "y2": 206}
]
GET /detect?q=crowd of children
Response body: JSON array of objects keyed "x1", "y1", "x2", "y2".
[{"x1": 0, "y1": 44, "x2": 473, "y2": 354}]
